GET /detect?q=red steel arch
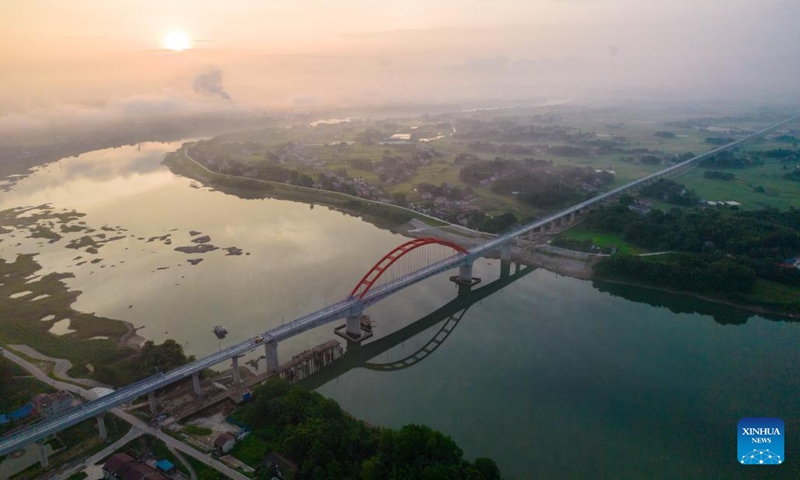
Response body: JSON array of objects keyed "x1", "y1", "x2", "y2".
[{"x1": 350, "y1": 237, "x2": 468, "y2": 299}]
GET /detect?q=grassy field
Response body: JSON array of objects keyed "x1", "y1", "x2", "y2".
[
  {"x1": 674, "y1": 157, "x2": 800, "y2": 210},
  {"x1": 738, "y1": 279, "x2": 800, "y2": 312},
  {"x1": 0, "y1": 355, "x2": 55, "y2": 413},
  {"x1": 553, "y1": 226, "x2": 648, "y2": 255},
  {"x1": 203, "y1": 105, "x2": 798, "y2": 223}
]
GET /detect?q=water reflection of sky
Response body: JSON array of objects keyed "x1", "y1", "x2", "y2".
[{"x1": 0, "y1": 140, "x2": 444, "y2": 361}]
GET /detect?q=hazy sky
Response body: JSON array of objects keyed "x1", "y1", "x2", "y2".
[{"x1": 1, "y1": 0, "x2": 799, "y2": 113}]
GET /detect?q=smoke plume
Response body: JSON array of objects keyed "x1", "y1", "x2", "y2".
[{"x1": 193, "y1": 66, "x2": 231, "y2": 101}]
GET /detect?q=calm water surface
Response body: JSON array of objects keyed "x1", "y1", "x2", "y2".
[{"x1": 2, "y1": 141, "x2": 799, "y2": 479}]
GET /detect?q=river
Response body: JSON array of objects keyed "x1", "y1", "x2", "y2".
[{"x1": 1, "y1": 140, "x2": 799, "y2": 479}]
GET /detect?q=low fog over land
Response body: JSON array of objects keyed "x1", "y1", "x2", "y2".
[{"x1": 1, "y1": 0, "x2": 799, "y2": 133}]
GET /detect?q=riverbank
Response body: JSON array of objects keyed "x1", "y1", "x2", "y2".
[
  {"x1": 591, "y1": 274, "x2": 799, "y2": 320},
  {"x1": 0, "y1": 254, "x2": 136, "y2": 378},
  {"x1": 396, "y1": 218, "x2": 799, "y2": 319},
  {"x1": 164, "y1": 145, "x2": 450, "y2": 231}
]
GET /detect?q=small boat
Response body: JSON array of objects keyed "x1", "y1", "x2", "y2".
[{"x1": 212, "y1": 325, "x2": 228, "y2": 339}]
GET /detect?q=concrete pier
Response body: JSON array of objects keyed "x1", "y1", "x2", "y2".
[
  {"x1": 500, "y1": 261, "x2": 511, "y2": 279},
  {"x1": 232, "y1": 356, "x2": 241, "y2": 384},
  {"x1": 346, "y1": 315, "x2": 361, "y2": 337},
  {"x1": 265, "y1": 341, "x2": 279, "y2": 372},
  {"x1": 148, "y1": 392, "x2": 157, "y2": 416},
  {"x1": 450, "y1": 261, "x2": 481, "y2": 287},
  {"x1": 38, "y1": 442, "x2": 49, "y2": 468},
  {"x1": 97, "y1": 415, "x2": 107, "y2": 440},
  {"x1": 192, "y1": 372, "x2": 202, "y2": 396},
  {"x1": 500, "y1": 243, "x2": 511, "y2": 262}
]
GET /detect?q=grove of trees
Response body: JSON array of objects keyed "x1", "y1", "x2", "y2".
[{"x1": 238, "y1": 380, "x2": 503, "y2": 480}]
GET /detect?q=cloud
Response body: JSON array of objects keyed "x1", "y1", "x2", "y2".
[
  {"x1": 0, "y1": 92, "x2": 241, "y2": 136},
  {"x1": 192, "y1": 66, "x2": 232, "y2": 101}
]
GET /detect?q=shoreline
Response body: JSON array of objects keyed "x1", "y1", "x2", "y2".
[
  {"x1": 590, "y1": 275, "x2": 798, "y2": 320},
  {"x1": 118, "y1": 322, "x2": 145, "y2": 350},
  {"x1": 396, "y1": 218, "x2": 797, "y2": 319}
]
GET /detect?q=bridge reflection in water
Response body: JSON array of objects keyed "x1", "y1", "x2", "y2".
[{"x1": 301, "y1": 261, "x2": 534, "y2": 391}]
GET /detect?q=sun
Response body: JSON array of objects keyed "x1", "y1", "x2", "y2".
[{"x1": 162, "y1": 31, "x2": 191, "y2": 51}]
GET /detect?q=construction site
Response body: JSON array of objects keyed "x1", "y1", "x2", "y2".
[{"x1": 147, "y1": 339, "x2": 345, "y2": 424}]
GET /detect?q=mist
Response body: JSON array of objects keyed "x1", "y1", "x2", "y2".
[{"x1": 1, "y1": 0, "x2": 799, "y2": 123}]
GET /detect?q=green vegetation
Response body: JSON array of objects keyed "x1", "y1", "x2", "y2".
[
  {"x1": 703, "y1": 170, "x2": 736, "y2": 181},
  {"x1": 639, "y1": 179, "x2": 700, "y2": 206},
  {"x1": 233, "y1": 379, "x2": 502, "y2": 480},
  {"x1": 164, "y1": 106, "x2": 799, "y2": 236},
  {"x1": 677, "y1": 146, "x2": 800, "y2": 210},
  {"x1": 552, "y1": 226, "x2": 646, "y2": 254},
  {"x1": 0, "y1": 250, "x2": 194, "y2": 388},
  {"x1": 94, "y1": 339, "x2": 195, "y2": 387},
  {"x1": 586, "y1": 201, "x2": 800, "y2": 313},
  {"x1": 186, "y1": 455, "x2": 227, "y2": 480},
  {"x1": 13, "y1": 414, "x2": 128, "y2": 480},
  {"x1": 137, "y1": 435, "x2": 191, "y2": 477},
  {"x1": 164, "y1": 149, "x2": 445, "y2": 229},
  {"x1": 230, "y1": 434, "x2": 270, "y2": 468},
  {"x1": 595, "y1": 253, "x2": 757, "y2": 294},
  {"x1": 184, "y1": 425, "x2": 214, "y2": 436},
  {"x1": 0, "y1": 253, "x2": 133, "y2": 378},
  {"x1": 0, "y1": 356, "x2": 55, "y2": 435}
]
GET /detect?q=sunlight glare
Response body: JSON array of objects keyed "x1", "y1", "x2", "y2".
[{"x1": 162, "y1": 31, "x2": 191, "y2": 51}]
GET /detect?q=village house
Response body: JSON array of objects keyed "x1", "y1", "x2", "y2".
[
  {"x1": 102, "y1": 453, "x2": 169, "y2": 480},
  {"x1": 214, "y1": 432, "x2": 237, "y2": 455}
]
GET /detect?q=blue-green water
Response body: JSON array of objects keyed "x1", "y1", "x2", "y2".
[{"x1": 318, "y1": 266, "x2": 800, "y2": 479}]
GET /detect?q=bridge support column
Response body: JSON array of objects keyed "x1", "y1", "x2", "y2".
[
  {"x1": 346, "y1": 315, "x2": 361, "y2": 337},
  {"x1": 97, "y1": 415, "x2": 107, "y2": 440},
  {"x1": 500, "y1": 243, "x2": 511, "y2": 262},
  {"x1": 38, "y1": 441, "x2": 49, "y2": 468},
  {"x1": 148, "y1": 392, "x2": 157, "y2": 416},
  {"x1": 569, "y1": 212, "x2": 576, "y2": 223},
  {"x1": 500, "y1": 260, "x2": 511, "y2": 279},
  {"x1": 232, "y1": 356, "x2": 241, "y2": 384},
  {"x1": 192, "y1": 372, "x2": 202, "y2": 396},
  {"x1": 265, "y1": 341, "x2": 279, "y2": 372},
  {"x1": 549, "y1": 220, "x2": 557, "y2": 230},
  {"x1": 450, "y1": 260, "x2": 481, "y2": 287}
]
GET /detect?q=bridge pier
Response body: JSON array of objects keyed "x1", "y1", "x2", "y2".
[
  {"x1": 232, "y1": 356, "x2": 242, "y2": 384},
  {"x1": 569, "y1": 212, "x2": 576, "y2": 223},
  {"x1": 192, "y1": 372, "x2": 202, "y2": 396},
  {"x1": 265, "y1": 341, "x2": 279, "y2": 372},
  {"x1": 38, "y1": 441, "x2": 49, "y2": 468},
  {"x1": 500, "y1": 243, "x2": 511, "y2": 262},
  {"x1": 97, "y1": 415, "x2": 107, "y2": 440},
  {"x1": 346, "y1": 315, "x2": 361, "y2": 337},
  {"x1": 500, "y1": 260, "x2": 511, "y2": 279},
  {"x1": 450, "y1": 260, "x2": 481, "y2": 287},
  {"x1": 148, "y1": 392, "x2": 158, "y2": 416}
]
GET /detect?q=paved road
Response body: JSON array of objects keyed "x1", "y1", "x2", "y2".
[
  {"x1": 167, "y1": 444, "x2": 198, "y2": 480},
  {"x1": 55, "y1": 427, "x2": 143, "y2": 479},
  {"x1": 1, "y1": 348, "x2": 248, "y2": 480},
  {"x1": 8, "y1": 344, "x2": 109, "y2": 389}
]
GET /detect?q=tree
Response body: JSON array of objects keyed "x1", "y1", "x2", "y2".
[{"x1": 0, "y1": 357, "x2": 12, "y2": 388}]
